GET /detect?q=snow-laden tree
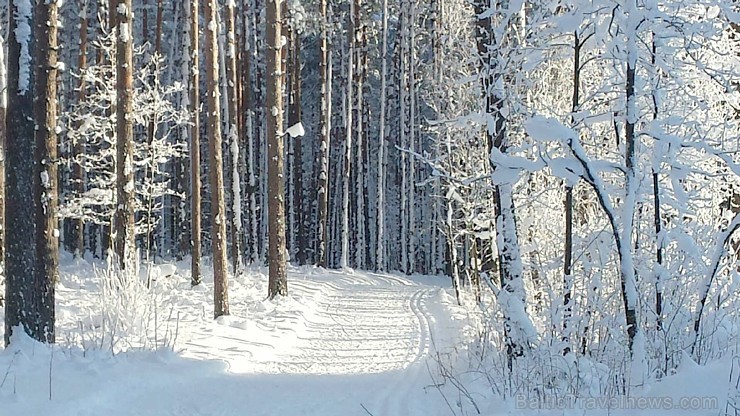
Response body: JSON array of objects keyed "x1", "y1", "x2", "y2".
[{"x1": 60, "y1": 37, "x2": 188, "y2": 264}]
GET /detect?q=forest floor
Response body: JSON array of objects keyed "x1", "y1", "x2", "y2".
[{"x1": 0, "y1": 254, "x2": 734, "y2": 416}]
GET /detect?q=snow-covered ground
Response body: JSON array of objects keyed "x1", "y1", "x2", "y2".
[
  {"x1": 0, "y1": 255, "x2": 471, "y2": 416},
  {"x1": 0, "y1": 255, "x2": 736, "y2": 416}
]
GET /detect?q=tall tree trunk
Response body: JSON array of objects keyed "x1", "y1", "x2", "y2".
[
  {"x1": 33, "y1": 0, "x2": 60, "y2": 342},
  {"x1": 622, "y1": 1, "x2": 639, "y2": 354},
  {"x1": 375, "y1": 0, "x2": 388, "y2": 272},
  {"x1": 563, "y1": 29, "x2": 586, "y2": 354},
  {"x1": 225, "y1": 0, "x2": 242, "y2": 273},
  {"x1": 399, "y1": 1, "x2": 409, "y2": 274},
  {"x1": 5, "y1": 0, "x2": 59, "y2": 345},
  {"x1": 155, "y1": 0, "x2": 163, "y2": 53},
  {"x1": 339, "y1": 5, "x2": 353, "y2": 270},
  {"x1": 5, "y1": 0, "x2": 37, "y2": 344},
  {"x1": 352, "y1": 0, "x2": 365, "y2": 270},
  {"x1": 266, "y1": 0, "x2": 288, "y2": 298},
  {"x1": 114, "y1": 0, "x2": 136, "y2": 271},
  {"x1": 474, "y1": 0, "x2": 533, "y2": 364},
  {"x1": 0, "y1": 34, "x2": 6, "y2": 279},
  {"x1": 650, "y1": 32, "x2": 663, "y2": 333},
  {"x1": 407, "y1": 0, "x2": 416, "y2": 273},
  {"x1": 205, "y1": 0, "x2": 230, "y2": 317},
  {"x1": 71, "y1": 0, "x2": 89, "y2": 258},
  {"x1": 289, "y1": 25, "x2": 305, "y2": 265},
  {"x1": 315, "y1": 0, "x2": 331, "y2": 268},
  {"x1": 241, "y1": 0, "x2": 259, "y2": 264},
  {"x1": 189, "y1": 0, "x2": 203, "y2": 286}
]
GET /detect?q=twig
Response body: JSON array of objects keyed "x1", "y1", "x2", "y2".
[{"x1": 360, "y1": 403, "x2": 375, "y2": 416}]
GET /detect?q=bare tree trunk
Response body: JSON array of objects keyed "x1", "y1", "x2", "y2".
[
  {"x1": 375, "y1": 0, "x2": 388, "y2": 272},
  {"x1": 315, "y1": 0, "x2": 331, "y2": 268},
  {"x1": 189, "y1": 0, "x2": 203, "y2": 286},
  {"x1": 5, "y1": 0, "x2": 37, "y2": 344},
  {"x1": 407, "y1": 0, "x2": 416, "y2": 273},
  {"x1": 289, "y1": 25, "x2": 305, "y2": 266},
  {"x1": 155, "y1": 0, "x2": 163, "y2": 53},
  {"x1": 5, "y1": 0, "x2": 60, "y2": 345},
  {"x1": 352, "y1": 0, "x2": 365, "y2": 270},
  {"x1": 0, "y1": 34, "x2": 6, "y2": 278},
  {"x1": 225, "y1": 0, "x2": 242, "y2": 274},
  {"x1": 71, "y1": 0, "x2": 89, "y2": 258},
  {"x1": 266, "y1": 0, "x2": 288, "y2": 298},
  {"x1": 650, "y1": 33, "x2": 663, "y2": 333},
  {"x1": 399, "y1": 1, "x2": 409, "y2": 274},
  {"x1": 241, "y1": 0, "x2": 259, "y2": 264},
  {"x1": 204, "y1": 0, "x2": 230, "y2": 316},
  {"x1": 563, "y1": 29, "x2": 586, "y2": 354},
  {"x1": 339, "y1": 5, "x2": 353, "y2": 270},
  {"x1": 114, "y1": 0, "x2": 136, "y2": 272},
  {"x1": 33, "y1": 0, "x2": 60, "y2": 342},
  {"x1": 623, "y1": 9, "x2": 639, "y2": 353},
  {"x1": 6, "y1": 0, "x2": 38, "y2": 345}
]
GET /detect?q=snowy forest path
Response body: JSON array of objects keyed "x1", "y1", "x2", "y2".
[
  {"x1": 180, "y1": 269, "x2": 439, "y2": 377},
  {"x1": 0, "y1": 267, "x2": 465, "y2": 416}
]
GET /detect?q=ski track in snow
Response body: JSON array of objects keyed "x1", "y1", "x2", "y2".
[
  {"x1": 178, "y1": 270, "x2": 438, "y2": 377},
  {"x1": 0, "y1": 265, "x2": 463, "y2": 416}
]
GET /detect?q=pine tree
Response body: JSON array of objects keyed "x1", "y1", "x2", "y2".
[
  {"x1": 189, "y1": 0, "x2": 203, "y2": 287},
  {"x1": 34, "y1": 0, "x2": 60, "y2": 341},
  {"x1": 5, "y1": 0, "x2": 58, "y2": 345},
  {"x1": 5, "y1": 0, "x2": 38, "y2": 345},
  {"x1": 375, "y1": 0, "x2": 389, "y2": 272},
  {"x1": 315, "y1": 0, "x2": 331, "y2": 268},
  {"x1": 204, "y1": 0, "x2": 230, "y2": 317},
  {"x1": 225, "y1": 0, "x2": 243, "y2": 274},
  {"x1": 114, "y1": 0, "x2": 136, "y2": 271},
  {"x1": 0, "y1": 34, "x2": 6, "y2": 282},
  {"x1": 266, "y1": 0, "x2": 288, "y2": 298}
]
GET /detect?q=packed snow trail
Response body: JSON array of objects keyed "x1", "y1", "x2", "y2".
[
  {"x1": 180, "y1": 270, "x2": 436, "y2": 376},
  {"x1": 0, "y1": 264, "x2": 468, "y2": 416}
]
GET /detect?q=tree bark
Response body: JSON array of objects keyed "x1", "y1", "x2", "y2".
[
  {"x1": 114, "y1": 0, "x2": 136, "y2": 272},
  {"x1": 339, "y1": 6, "x2": 353, "y2": 270},
  {"x1": 375, "y1": 0, "x2": 388, "y2": 272},
  {"x1": 204, "y1": 0, "x2": 230, "y2": 316},
  {"x1": 225, "y1": 0, "x2": 242, "y2": 273},
  {"x1": 288, "y1": 23, "x2": 305, "y2": 265},
  {"x1": 266, "y1": 0, "x2": 288, "y2": 298},
  {"x1": 189, "y1": 0, "x2": 203, "y2": 286},
  {"x1": 5, "y1": 0, "x2": 59, "y2": 345},
  {"x1": 315, "y1": 0, "x2": 331, "y2": 268},
  {"x1": 34, "y1": 0, "x2": 60, "y2": 341},
  {"x1": 0, "y1": 34, "x2": 6, "y2": 281}
]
